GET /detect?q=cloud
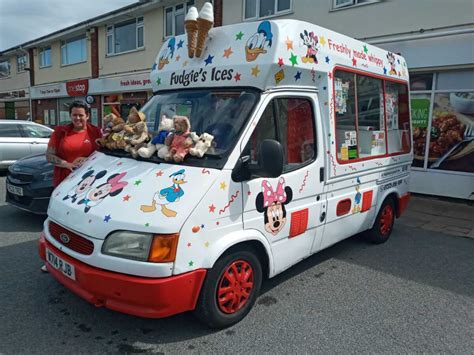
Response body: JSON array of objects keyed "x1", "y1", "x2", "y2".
[{"x1": 0, "y1": 0, "x2": 137, "y2": 51}]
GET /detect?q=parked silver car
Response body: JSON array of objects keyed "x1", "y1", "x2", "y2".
[{"x1": 0, "y1": 120, "x2": 53, "y2": 169}]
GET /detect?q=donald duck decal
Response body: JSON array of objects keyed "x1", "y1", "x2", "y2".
[
  {"x1": 140, "y1": 169, "x2": 186, "y2": 217},
  {"x1": 245, "y1": 21, "x2": 273, "y2": 62},
  {"x1": 157, "y1": 38, "x2": 176, "y2": 70}
]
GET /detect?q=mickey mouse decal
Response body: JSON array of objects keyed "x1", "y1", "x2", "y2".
[
  {"x1": 300, "y1": 30, "x2": 319, "y2": 64},
  {"x1": 63, "y1": 169, "x2": 107, "y2": 203},
  {"x1": 256, "y1": 177, "x2": 293, "y2": 235},
  {"x1": 386, "y1": 52, "x2": 397, "y2": 75},
  {"x1": 78, "y1": 172, "x2": 128, "y2": 213}
]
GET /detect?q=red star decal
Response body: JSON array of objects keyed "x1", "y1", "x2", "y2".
[
  {"x1": 187, "y1": 242, "x2": 192, "y2": 247},
  {"x1": 156, "y1": 170, "x2": 163, "y2": 177},
  {"x1": 328, "y1": 72, "x2": 332, "y2": 80},
  {"x1": 216, "y1": 221, "x2": 220, "y2": 225},
  {"x1": 123, "y1": 195, "x2": 131, "y2": 201},
  {"x1": 209, "y1": 204, "x2": 216, "y2": 213},
  {"x1": 352, "y1": 58, "x2": 357, "y2": 66},
  {"x1": 234, "y1": 72, "x2": 241, "y2": 82},
  {"x1": 247, "y1": 191, "x2": 251, "y2": 196},
  {"x1": 277, "y1": 57, "x2": 284, "y2": 67},
  {"x1": 117, "y1": 162, "x2": 123, "y2": 166}
]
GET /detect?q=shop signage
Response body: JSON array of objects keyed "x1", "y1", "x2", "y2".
[
  {"x1": 66, "y1": 79, "x2": 89, "y2": 96},
  {"x1": 89, "y1": 72, "x2": 152, "y2": 94},
  {"x1": 30, "y1": 83, "x2": 67, "y2": 99}
]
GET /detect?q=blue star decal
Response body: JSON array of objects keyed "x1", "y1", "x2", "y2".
[
  {"x1": 383, "y1": 67, "x2": 387, "y2": 75},
  {"x1": 177, "y1": 40, "x2": 184, "y2": 49},
  {"x1": 294, "y1": 71, "x2": 302, "y2": 81},
  {"x1": 325, "y1": 56, "x2": 330, "y2": 64},
  {"x1": 323, "y1": 86, "x2": 327, "y2": 90},
  {"x1": 151, "y1": 63, "x2": 157, "y2": 71},
  {"x1": 104, "y1": 214, "x2": 111, "y2": 223},
  {"x1": 204, "y1": 54, "x2": 214, "y2": 66}
]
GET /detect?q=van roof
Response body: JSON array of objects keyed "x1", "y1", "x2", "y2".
[{"x1": 151, "y1": 19, "x2": 408, "y2": 93}]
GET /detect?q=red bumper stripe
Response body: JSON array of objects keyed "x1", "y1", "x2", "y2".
[
  {"x1": 38, "y1": 234, "x2": 206, "y2": 318},
  {"x1": 397, "y1": 193, "x2": 411, "y2": 218}
]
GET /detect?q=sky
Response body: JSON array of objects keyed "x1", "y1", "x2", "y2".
[{"x1": 0, "y1": 0, "x2": 138, "y2": 51}]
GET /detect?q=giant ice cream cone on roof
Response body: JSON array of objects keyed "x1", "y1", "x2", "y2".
[
  {"x1": 185, "y1": 6, "x2": 198, "y2": 58},
  {"x1": 195, "y1": 2, "x2": 214, "y2": 58}
]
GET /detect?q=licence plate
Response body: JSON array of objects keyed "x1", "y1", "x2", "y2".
[
  {"x1": 46, "y1": 248, "x2": 76, "y2": 280},
  {"x1": 6, "y1": 183, "x2": 23, "y2": 196}
]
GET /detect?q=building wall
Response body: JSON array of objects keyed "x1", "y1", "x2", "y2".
[
  {"x1": 34, "y1": 36, "x2": 91, "y2": 85},
  {"x1": 223, "y1": 0, "x2": 474, "y2": 39},
  {"x1": 0, "y1": 53, "x2": 30, "y2": 92}
]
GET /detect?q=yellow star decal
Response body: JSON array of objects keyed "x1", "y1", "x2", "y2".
[
  {"x1": 220, "y1": 181, "x2": 227, "y2": 190},
  {"x1": 251, "y1": 65, "x2": 260, "y2": 77},
  {"x1": 176, "y1": 55, "x2": 180, "y2": 62},
  {"x1": 182, "y1": 60, "x2": 188, "y2": 67},
  {"x1": 319, "y1": 36, "x2": 326, "y2": 46},
  {"x1": 223, "y1": 47, "x2": 233, "y2": 58},
  {"x1": 285, "y1": 37, "x2": 293, "y2": 50},
  {"x1": 204, "y1": 241, "x2": 210, "y2": 248}
]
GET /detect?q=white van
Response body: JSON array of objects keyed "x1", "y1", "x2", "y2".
[{"x1": 39, "y1": 19, "x2": 412, "y2": 328}]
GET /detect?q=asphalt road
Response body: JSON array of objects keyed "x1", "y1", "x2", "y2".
[{"x1": 1, "y1": 175, "x2": 473, "y2": 354}]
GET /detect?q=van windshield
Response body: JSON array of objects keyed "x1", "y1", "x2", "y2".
[{"x1": 138, "y1": 88, "x2": 260, "y2": 168}]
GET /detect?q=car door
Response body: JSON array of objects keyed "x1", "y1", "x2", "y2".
[
  {"x1": 20, "y1": 124, "x2": 53, "y2": 155},
  {"x1": 240, "y1": 92, "x2": 327, "y2": 276},
  {"x1": 0, "y1": 123, "x2": 31, "y2": 166}
]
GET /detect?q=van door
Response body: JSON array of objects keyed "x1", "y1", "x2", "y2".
[{"x1": 240, "y1": 92, "x2": 326, "y2": 276}]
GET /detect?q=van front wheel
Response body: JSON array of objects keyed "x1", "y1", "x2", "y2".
[
  {"x1": 194, "y1": 247, "x2": 262, "y2": 328},
  {"x1": 365, "y1": 198, "x2": 395, "y2": 244}
]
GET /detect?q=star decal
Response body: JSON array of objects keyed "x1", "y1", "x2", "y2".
[
  {"x1": 319, "y1": 36, "x2": 326, "y2": 46},
  {"x1": 325, "y1": 56, "x2": 330, "y2": 64},
  {"x1": 285, "y1": 37, "x2": 293, "y2": 50},
  {"x1": 352, "y1": 58, "x2": 357, "y2": 66},
  {"x1": 383, "y1": 67, "x2": 387, "y2": 75},
  {"x1": 294, "y1": 71, "x2": 302, "y2": 81},
  {"x1": 289, "y1": 53, "x2": 298, "y2": 66},
  {"x1": 188, "y1": 260, "x2": 194, "y2": 267},
  {"x1": 182, "y1": 60, "x2": 188, "y2": 67},
  {"x1": 122, "y1": 195, "x2": 131, "y2": 202},
  {"x1": 156, "y1": 77, "x2": 161, "y2": 85},
  {"x1": 187, "y1": 242, "x2": 192, "y2": 247},
  {"x1": 145, "y1": 222, "x2": 150, "y2": 227},
  {"x1": 220, "y1": 181, "x2": 227, "y2": 190},
  {"x1": 328, "y1": 72, "x2": 332, "y2": 80},
  {"x1": 151, "y1": 63, "x2": 157, "y2": 71},
  {"x1": 177, "y1": 40, "x2": 184, "y2": 49},
  {"x1": 363, "y1": 45, "x2": 368, "y2": 54},
  {"x1": 216, "y1": 221, "x2": 220, "y2": 226},
  {"x1": 204, "y1": 242, "x2": 210, "y2": 248},
  {"x1": 234, "y1": 72, "x2": 241, "y2": 81},
  {"x1": 235, "y1": 31, "x2": 244, "y2": 40},
  {"x1": 117, "y1": 162, "x2": 123, "y2": 166},
  {"x1": 278, "y1": 57, "x2": 284, "y2": 67},
  {"x1": 155, "y1": 170, "x2": 163, "y2": 177},
  {"x1": 251, "y1": 65, "x2": 260, "y2": 77},
  {"x1": 103, "y1": 215, "x2": 111, "y2": 223},
  {"x1": 88, "y1": 219, "x2": 92, "y2": 223},
  {"x1": 223, "y1": 47, "x2": 233, "y2": 58},
  {"x1": 134, "y1": 179, "x2": 142, "y2": 186},
  {"x1": 209, "y1": 204, "x2": 216, "y2": 213},
  {"x1": 175, "y1": 55, "x2": 180, "y2": 62},
  {"x1": 204, "y1": 54, "x2": 214, "y2": 66},
  {"x1": 247, "y1": 191, "x2": 251, "y2": 196},
  {"x1": 323, "y1": 86, "x2": 327, "y2": 90}
]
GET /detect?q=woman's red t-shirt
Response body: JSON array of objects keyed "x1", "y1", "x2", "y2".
[{"x1": 48, "y1": 124, "x2": 101, "y2": 186}]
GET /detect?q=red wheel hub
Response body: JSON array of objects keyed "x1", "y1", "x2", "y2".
[
  {"x1": 379, "y1": 204, "x2": 394, "y2": 236},
  {"x1": 217, "y1": 260, "x2": 254, "y2": 314}
]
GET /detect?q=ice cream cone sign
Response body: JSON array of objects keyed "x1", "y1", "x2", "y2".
[
  {"x1": 195, "y1": 2, "x2": 214, "y2": 58},
  {"x1": 185, "y1": 6, "x2": 199, "y2": 58}
]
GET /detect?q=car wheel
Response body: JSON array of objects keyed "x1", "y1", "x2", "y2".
[
  {"x1": 194, "y1": 246, "x2": 262, "y2": 329},
  {"x1": 365, "y1": 198, "x2": 396, "y2": 244}
]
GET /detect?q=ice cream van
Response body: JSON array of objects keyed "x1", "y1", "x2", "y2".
[{"x1": 39, "y1": 5, "x2": 412, "y2": 328}]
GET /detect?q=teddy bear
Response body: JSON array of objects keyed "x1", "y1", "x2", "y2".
[
  {"x1": 125, "y1": 121, "x2": 150, "y2": 158},
  {"x1": 123, "y1": 106, "x2": 146, "y2": 135},
  {"x1": 96, "y1": 114, "x2": 126, "y2": 150},
  {"x1": 189, "y1": 132, "x2": 214, "y2": 158},
  {"x1": 164, "y1": 115, "x2": 194, "y2": 163},
  {"x1": 137, "y1": 115, "x2": 174, "y2": 159}
]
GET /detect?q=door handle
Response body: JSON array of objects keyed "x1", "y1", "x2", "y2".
[{"x1": 320, "y1": 212, "x2": 326, "y2": 223}]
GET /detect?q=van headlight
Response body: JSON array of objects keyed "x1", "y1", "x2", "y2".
[{"x1": 102, "y1": 231, "x2": 179, "y2": 262}]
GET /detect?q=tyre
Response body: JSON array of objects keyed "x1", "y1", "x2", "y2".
[
  {"x1": 365, "y1": 198, "x2": 396, "y2": 244},
  {"x1": 194, "y1": 247, "x2": 263, "y2": 328}
]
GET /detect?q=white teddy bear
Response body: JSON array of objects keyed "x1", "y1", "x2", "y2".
[
  {"x1": 189, "y1": 132, "x2": 214, "y2": 158},
  {"x1": 137, "y1": 115, "x2": 174, "y2": 159}
]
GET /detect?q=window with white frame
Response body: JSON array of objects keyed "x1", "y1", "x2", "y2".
[
  {"x1": 39, "y1": 47, "x2": 51, "y2": 68},
  {"x1": 17, "y1": 54, "x2": 27, "y2": 72},
  {"x1": 61, "y1": 36, "x2": 87, "y2": 65},
  {"x1": 244, "y1": 0, "x2": 292, "y2": 20},
  {"x1": 0, "y1": 59, "x2": 11, "y2": 78},
  {"x1": 107, "y1": 17, "x2": 144, "y2": 55},
  {"x1": 333, "y1": 0, "x2": 379, "y2": 9},
  {"x1": 164, "y1": 1, "x2": 195, "y2": 38}
]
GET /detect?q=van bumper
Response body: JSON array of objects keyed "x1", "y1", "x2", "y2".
[
  {"x1": 396, "y1": 193, "x2": 411, "y2": 218},
  {"x1": 39, "y1": 233, "x2": 206, "y2": 318}
]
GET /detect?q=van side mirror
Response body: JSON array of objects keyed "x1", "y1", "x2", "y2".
[{"x1": 232, "y1": 139, "x2": 284, "y2": 182}]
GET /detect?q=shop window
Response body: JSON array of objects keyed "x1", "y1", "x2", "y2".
[
  {"x1": 410, "y1": 93, "x2": 431, "y2": 167},
  {"x1": 410, "y1": 73, "x2": 433, "y2": 91},
  {"x1": 107, "y1": 17, "x2": 144, "y2": 55},
  {"x1": 61, "y1": 36, "x2": 87, "y2": 66},
  {"x1": 385, "y1": 82, "x2": 411, "y2": 154},
  {"x1": 244, "y1": 0, "x2": 292, "y2": 20},
  {"x1": 248, "y1": 97, "x2": 315, "y2": 173},
  {"x1": 164, "y1": 1, "x2": 195, "y2": 37},
  {"x1": 39, "y1": 47, "x2": 51, "y2": 68},
  {"x1": 17, "y1": 54, "x2": 27, "y2": 72},
  {"x1": 0, "y1": 59, "x2": 11, "y2": 78}
]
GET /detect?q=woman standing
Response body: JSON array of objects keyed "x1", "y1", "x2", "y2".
[{"x1": 42, "y1": 101, "x2": 101, "y2": 272}]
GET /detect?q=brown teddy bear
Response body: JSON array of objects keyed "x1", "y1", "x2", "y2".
[
  {"x1": 125, "y1": 121, "x2": 150, "y2": 158},
  {"x1": 97, "y1": 113, "x2": 127, "y2": 150},
  {"x1": 164, "y1": 115, "x2": 194, "y2": 162}
]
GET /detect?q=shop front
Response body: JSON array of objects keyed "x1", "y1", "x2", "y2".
[{"x1": 0, "y1": 89, "x2": 30, "y2": 120}]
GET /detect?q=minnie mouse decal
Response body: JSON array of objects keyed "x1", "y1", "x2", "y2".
[
  {"x1": 387, "y1": 52, "x2": 397, "y2": 75},
  {"x1": 78, "y1": 172, "x2": 128, "y2": 213},
  {"x1": 63, "y1": 170, "x2": 107, "y2": 203},
  {"x1": 255, "y1": 177, "x2": 293, "y2": 235}
]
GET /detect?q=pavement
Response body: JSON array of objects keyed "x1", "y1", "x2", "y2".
[{"x1": 399, "y1": 193, "x2": 474, "y2": 239}]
